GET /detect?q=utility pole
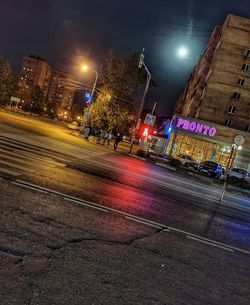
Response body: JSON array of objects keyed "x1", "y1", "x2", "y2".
[
  {"x1": 129, "y1": 49, "x2": 151, "y2": 154},
  {"x1": 220, "y1": 135, "x2": 245, "y2": 202},
  {"x1": 83, "y1": 70, "x2": 99, "y2": 139},
  {"x1": 151, "y1": 102, "x2": 157, "y2": 115}
]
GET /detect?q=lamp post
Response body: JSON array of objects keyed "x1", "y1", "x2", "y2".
[
  {"x1": 81, "y1": 64, "x2": 99, "y2": 137},
  {"x1": 219, "y1": 135, "x2": 245, "y2": 202},
  {"x1": 129, "y1": 49, "x2": 151, "y2": 153}
]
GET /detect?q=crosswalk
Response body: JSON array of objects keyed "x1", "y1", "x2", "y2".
[{"x1": 0, "y1": 135, "x2": 74, "y2": 178}]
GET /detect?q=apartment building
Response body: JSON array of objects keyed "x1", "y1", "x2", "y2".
[
  {"x1": 18, "y1": 54, "x2": 53, "y2": 104},
  {"x1": 18, "y1": 55, "x2": 76, "y2": 116},
  {"x1": 172, "y1": 14, "x2": 250, "y2": 169},
  {"x1": 47, "y1": 70, "x2": 75, "y2": 115}
]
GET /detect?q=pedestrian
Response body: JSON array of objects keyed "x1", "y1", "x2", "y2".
[
  {"x1": 107, "y1": 131, "x2": 113, "y2": 146},
  {"x1": 114, "y1": 133, "x2": 122, "y2": 151},
  {"x1": 101, "y1": 131, "x2": 108, "y2": 145},
  {"x1": 95, "y1": 129, "x2": 103, "y2": 144},
  {"x1": 215, "y1": 164, "x2": 222, "y2": 179}
]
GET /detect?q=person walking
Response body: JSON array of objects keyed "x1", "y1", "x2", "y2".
[
  {"x1": 107, "y1": 131, "x2": 113, "y2": 146},
  {"x1": 114, "y1": 133, "x2": 122, "y2": 151},
  {"x1": 215, "y1": 164, "x2": 222, "y2": 180}
]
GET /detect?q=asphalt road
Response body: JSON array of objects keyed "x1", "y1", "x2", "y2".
[
  {"x1": 1, "y1": 179, "x2": 250, "y2": 305},
  {"x1": 0, "y1": 109, "x2": 250, "y2": 304}
]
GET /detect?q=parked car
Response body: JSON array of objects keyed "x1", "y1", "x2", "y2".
[
  {"x1": 198, "y1": 161, "x2": 220, "y2": 177},
  {"x1": 229, "y1": 168, "x2": 250, "y2": 184},
  {"x1": 67, "y1": 121, "x2": 81, "y2": 131},
  {"x1": 177, "y1": 154, "x2": 199, "y2": 168},
  {"x1": 169, "y1": 154, "x2": 199, "y2": 169}
]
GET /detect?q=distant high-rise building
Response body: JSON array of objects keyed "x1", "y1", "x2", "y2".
[
  {"x1": 18, "y1": 54, "x2": 53, "y2": 104},
  {"x1": 46, "y1": 70, "x2": 75, "y2": 115},
  {"x1": 18, "y1": 55, "x2": 76, "y2": 117}
]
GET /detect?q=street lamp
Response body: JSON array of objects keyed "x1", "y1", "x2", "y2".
[
  {"x1": 129, "y1": 48, "x2": 151, "y2": 153},
  {"x1": 81, "y1": 64, "x2": 89, "y2": 72}
]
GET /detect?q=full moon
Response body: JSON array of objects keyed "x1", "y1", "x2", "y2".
[{"x1": 177, "y1": 46, "x2": 188, "y2": 58}]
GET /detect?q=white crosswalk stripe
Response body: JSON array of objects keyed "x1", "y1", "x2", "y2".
[{"x1": 0, "y1": 136, "x2": 71, "y2": 178}]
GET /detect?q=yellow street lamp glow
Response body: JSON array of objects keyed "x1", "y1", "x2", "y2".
[{"x1": 81, "y1": 64, "x2": 89, "y2": 72}]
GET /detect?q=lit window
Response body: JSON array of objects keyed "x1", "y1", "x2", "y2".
[
  {"x1": 238, "y1": 78, "x2": 245, "y2": 86},
  {"x1": 224, "y1": 119, "x2": 231, "y2": 127},
  {"x1": 232, "y1": 92, "x2": 241, "y2": 100},
  {"x1": 228, "y1": 106, "x2": 236, "y2": 114},
  {"x1": 245, "y1": 125, "x2": 250, "y2": 132},
  {"x1": 242, "y1": 64, "x2": 249, "y2": 71}
]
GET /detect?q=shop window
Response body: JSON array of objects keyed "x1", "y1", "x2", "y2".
[
  {"x1": 228, "y1": 106, "x2": 236, "y2": 114},
  {"x1": 242, "y1": 64, "x2": 249, "y2": 71},
  {"x1": 238, "y1": 78, "x2": 245, "y2": 86},
  {"x1": 232, "y1": 92, "x2": 241, "y2": 100},
  {"x1": 245, "y1": 125, "x2": 250, "y2": 132},
  {"x1": 224, "y1": 119, "x2": 231, "y2": 127},
  {"x1": 246, "y1": 49, "x2": 250, "y2": 58}
]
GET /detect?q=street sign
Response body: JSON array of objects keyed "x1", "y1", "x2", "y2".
[
  {"x1": 234, "y1": 135, "x2": 245, "y2": 146},
  {"x1": 144, "y1": 113, "x2": 156, "y2": 126},
  {"x1": 10, "y1": 96, "x2": 20, "y2": 103}
]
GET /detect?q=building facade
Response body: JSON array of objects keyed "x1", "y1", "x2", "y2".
[
  {"x1": 18, "y1": 54, "x2": 76, "y2": 117},
  {"x1": 18, "y1": 54, "x2": 53, "y2": 104},
  {"x1": 174, "y1": 14, "x2": 250, "y2": 169},
  {"x1": 46, "y1": 70, "x2": 75, "y2": 117}
]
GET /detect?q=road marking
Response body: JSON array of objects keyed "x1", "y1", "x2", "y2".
[
  {"x1": 125, "y1": 216, "x2": 163, "y2": 229},
  {"x1": 0, "y1": 138, "x2": 72, "y2": 163},
  {"x1": 78, "y1": 157, "x2": 250, "y2": 212},
  {"x1": 167, "y1": 226, "x2": 189, "y2": 235},
  {"x1": 187, "y1": 236, "x2": 234, "y2": 253},
  {"x1": 163, "y1": 228, "x2": 170, "y2": 232},
  {"x1": 168, "y1": 226, "x2": 250, "y2": 256},
  {"x1": 0, "y1": 160, "x2": 35, "y2": 173},
  {"x1": 0, "y1": 167, "x2": 20, "y2": 176},
  {"x1": 11, "y1": 181, "x2": 48, "y2": 194},
  {"x1": 1, "y1": 135, "x2": 248, "y2": 212},
  {"x1": 10, "y1": 179, "x2": 250, "y2": 256},
  {"x1": 64, "y1": 198, "x2": 108, "y2": 212},
  {"x1": 0, "y1": 148, "x2": 65, "y2": 167}
]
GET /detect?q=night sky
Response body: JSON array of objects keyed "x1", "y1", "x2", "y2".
[{"x1": 1, "y1": 0, "x2": 250, "y2": 115}]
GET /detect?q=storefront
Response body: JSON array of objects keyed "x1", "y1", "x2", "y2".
[
  {"x1": 165, "y1": 115, "x2": 250, "y2": 169},
  {"x1": 140, "y1": 115, "x2": 250, "y2": 170}
]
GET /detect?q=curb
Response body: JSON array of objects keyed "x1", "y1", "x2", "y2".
[
  {"x1": 155, "y1": 162, "x2": 177, "y2": 171},
  {"x1": 128, "y1": 153, "x2": 146, "y2": 161}
]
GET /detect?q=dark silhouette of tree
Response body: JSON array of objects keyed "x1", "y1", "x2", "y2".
[
  {"x1": 30, "y1": 85, "x2": 45, "y2": 114},
  {"x1": 0, "y1": 56, "x2": 17, "y2": 104}
]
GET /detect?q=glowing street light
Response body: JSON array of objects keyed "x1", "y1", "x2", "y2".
[{"x1": 81, "y1": 64, "x2": 89, "y2": 72}]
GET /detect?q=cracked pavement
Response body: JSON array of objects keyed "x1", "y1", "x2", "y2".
[{"x1": 1, "y1": 179, "x2": 250, "y2": 305}]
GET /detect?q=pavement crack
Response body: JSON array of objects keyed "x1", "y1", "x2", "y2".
[{"x1": 0, "y1": 245, "x2": 27, "y2": 257}]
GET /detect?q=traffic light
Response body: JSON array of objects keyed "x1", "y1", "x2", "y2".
[{"x1": 142, "y1": 127, "x2": 149, "y2": 137}]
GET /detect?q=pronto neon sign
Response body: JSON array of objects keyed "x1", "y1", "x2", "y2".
[{"x1": 176, "y1": 118, "x2": 217, "y2": 137}]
